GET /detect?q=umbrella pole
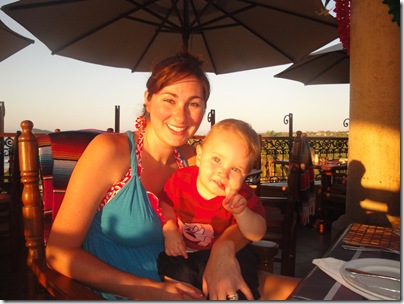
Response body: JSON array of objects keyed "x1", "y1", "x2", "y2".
[{"x1": 181, "y1": 0, "x2": 189, "y2": 52}]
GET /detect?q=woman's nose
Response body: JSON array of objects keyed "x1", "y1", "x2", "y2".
[{"x1": 172, "y1": 105, "x2": 187, "y2": 122}]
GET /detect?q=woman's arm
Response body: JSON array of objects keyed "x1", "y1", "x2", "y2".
[{"x1": 202, "y1": 224, "x2": 254, "y2": 300}]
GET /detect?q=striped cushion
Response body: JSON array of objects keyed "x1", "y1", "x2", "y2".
[
  {"x1": 49, "y1": 129, "x2": 104, "y2": 219},
  {"x1": 37, "y1": 134, "x2": 54, "y2": 211}
]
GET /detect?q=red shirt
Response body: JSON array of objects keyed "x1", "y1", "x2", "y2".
[{"x1": 161, "y1": 166, "x2": 266, "y2": 251}]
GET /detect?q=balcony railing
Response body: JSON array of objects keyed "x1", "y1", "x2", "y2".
[
  {"x1": 1, "y1": 132, "x2": 17, "y2": 192},
  {"x1": 189, "y1": 135, "x2": 349, "y2": 183},
  {"x1": 1, "y1": 133, "x2": 348, "y2": 191}
]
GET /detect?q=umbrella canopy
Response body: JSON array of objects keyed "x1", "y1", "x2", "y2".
[
  {"x1": 1, "y1": 0, "x2": 338, "y2": 74},
  {"x1": 0, "y1": 19, "x2": 34, "y2": 62},
  {"x1": 274, "y1": 43, "x2": 349, "y2": 85}
]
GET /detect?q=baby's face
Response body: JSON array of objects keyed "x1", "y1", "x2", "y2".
[{"x1": 196, "y1": 129, "x2": 250, "y2": 199}]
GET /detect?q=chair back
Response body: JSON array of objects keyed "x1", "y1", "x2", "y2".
[
  {"x1": 48, "y1": 130, "x2": 102, "y2": 220},
  {"x1": 37, "y1": 134, "x2": 53, "y2": 212},
  {"x1": 259, "y1": 196, "x2": 297, "y2": 276},
  {"x1": 18, "y1": 120, "x2": 103, "y2": 300}
]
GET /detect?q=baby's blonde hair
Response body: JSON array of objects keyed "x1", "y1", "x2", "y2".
[{"x1": 203, "y1": 118, "x2": 261, "y2": 171}]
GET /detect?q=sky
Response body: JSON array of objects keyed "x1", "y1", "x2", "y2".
[{"x1": 0, "y1": 0, "x2": 350, "y2": 136}]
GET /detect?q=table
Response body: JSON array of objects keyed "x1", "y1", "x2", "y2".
[
  {"x1": 245, "y1": 169, "x2": 262, "y2": 194},
  {"x1": 288, "y1": 223, "x2": 400, "y2": 300},
  {"x1": 313, "y1": 160, "x2": 347, "y2": 190}
]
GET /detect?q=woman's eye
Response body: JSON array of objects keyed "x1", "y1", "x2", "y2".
[
  {"x1": 189, "y1": 101, "x2": 201, "y2": 108},
  {"x1": 163, "y1": 98, "x2": 174, "y2": 104}
]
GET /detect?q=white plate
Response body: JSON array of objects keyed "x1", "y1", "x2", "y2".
[{"x1": 340, "y1": 258, "x2": 400, "y2": 300}]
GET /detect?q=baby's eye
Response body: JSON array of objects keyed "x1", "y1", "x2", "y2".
[
  {"x1": 212, "y1": 156, "x2": 221, "y2": 163},
  {"x1": 232, "y1": 167, "x2": 242, "y2": 173}
]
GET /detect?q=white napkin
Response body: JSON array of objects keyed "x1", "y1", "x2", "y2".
[{"x1": 312, "y1": 257, "x2": 382, "y2": 300}]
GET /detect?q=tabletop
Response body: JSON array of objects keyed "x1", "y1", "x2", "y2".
[
  {"x1": 288, "y1": 223, "x2": 400, "y2": 300},
  {"x1": 312, "y1": 159, "x2": 347, "y2": 172}
]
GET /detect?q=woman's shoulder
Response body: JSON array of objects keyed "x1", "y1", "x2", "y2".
[{"x1": 86, "y1": 132, "x2": 134, "y2": 159}]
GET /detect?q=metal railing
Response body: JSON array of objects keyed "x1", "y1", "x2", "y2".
[
  {"x1": 0, "y1": 132, "x2": 17, "y2": 191},
  {"x1": 1, "y1": 133, "x2": 348, "y2": 189},
  {"x1": 189, "y1": 135, "x2": 349, "y2": 183}
]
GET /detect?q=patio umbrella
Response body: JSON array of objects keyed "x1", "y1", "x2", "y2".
[
  {"x1": 0, "y1": 19, "x2": 34, "y2": 62},
  {"x1": 274, "y1": 42, "x2": 349, "y2": 85},
  {"x1": 1, "y1": 0, "x2": 338, "y2": 74}
]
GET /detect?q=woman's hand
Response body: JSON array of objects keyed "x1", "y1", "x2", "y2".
[
  {"x1": 160, "y1": 276, "x2": 206, "y2": 300},
  {"x1": 201, "y1": 225, "x2": 254, "y2": 300}
]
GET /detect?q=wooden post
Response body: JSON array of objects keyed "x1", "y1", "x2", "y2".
[{"x1": 18, "y1": 120, "x2": 45, "y2": 265}]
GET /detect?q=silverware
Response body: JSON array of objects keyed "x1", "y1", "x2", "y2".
[
  {"x1": 289, "y1": 295, "x2": 312, "y2": 300},
  {"x1": 342, "y1": 244, "x2": 400, "y2": 254},
  {"x1": 345, "y1": 267, "x2": 400, "y2": 282}
]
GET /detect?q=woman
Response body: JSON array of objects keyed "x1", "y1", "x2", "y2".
[{"x1": 46, "y1": 52, "x2": 299, "y2": 300}]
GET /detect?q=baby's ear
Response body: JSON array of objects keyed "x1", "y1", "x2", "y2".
[{"x1": 196, "y1": 145, "x2": 202, "y2": 167}]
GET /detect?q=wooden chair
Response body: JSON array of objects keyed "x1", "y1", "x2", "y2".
[
  {"x1": 258, "y1": 131, "x2": 315, "y2": 277},
  {"x1": 320, "y1": 172, "x2": 347, "y2": 228},
  {"x1": 18, "y1": 120, "x2": 104, "y2": 300},
  {"x1": 259, "y1": 196, "x2": 297, "y2": 277}
]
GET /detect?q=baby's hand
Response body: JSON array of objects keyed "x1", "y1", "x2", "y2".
[
  {"x1": 164, "y1": 230, "x2": 188, "y2": 259},
  {"x1": 222, "y1": 188, "x2": 247, "y2": 215}
]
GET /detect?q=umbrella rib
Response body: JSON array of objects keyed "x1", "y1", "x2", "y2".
[
  {"x1": 205, "y1": 0, "x2": 294, "y2": 62},
  {"x1": 129, "y1": 0, "x2": 178, "y2": 71},
  {"x1": 188, "y1": 0, "x2": 218, "y2": 73},
  {"x1": 191, "y1": 4, "x2": 248, "y2": 33},
  {"x1": 0, "y1": 22, "x2": 34, "y2": 44},
  {"x1": 240, "y1": 0, "x2": 338, "y2": 28},
  {"x1": 49, "y1": 1, "x2": 157, "y2": 55},
  {"x1": 126, "y1": 0, "x2": 183, "y2": 33},
  {"x1": 206, "y1": 0, "x2": 338, "y2": 62},
  {"x1": 2, "y1": 0, "x2": 87, "y2": 11},
  {"x1": 306, "y1": 54, "x2": 347, "y2": 85}
]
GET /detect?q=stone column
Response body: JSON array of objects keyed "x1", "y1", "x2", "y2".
[{"x1": 332, "y1": 0, "x2": 400, "y2": 239}]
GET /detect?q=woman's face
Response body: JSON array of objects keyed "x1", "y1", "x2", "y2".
[{"x1": 145, "y1": 76, "x2": 206, "y2": 147}]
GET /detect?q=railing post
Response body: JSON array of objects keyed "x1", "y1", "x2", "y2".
[
  {"x1": 0, "y1": 102, "x2": 4, "y2": 189},
  {"x1": 207, "y1": 109, "x2": 215, "y2": 127},
  {"x1": 115, "y1": 105, "x2": 120, "y2": 133},
  {"x1": 283, "y1": 113, "x2": 293, "y2": 153}
]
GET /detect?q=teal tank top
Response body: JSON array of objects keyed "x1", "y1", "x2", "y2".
[{"x1": 83, "y1": 131, "x2": 164, "y2": 300}]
